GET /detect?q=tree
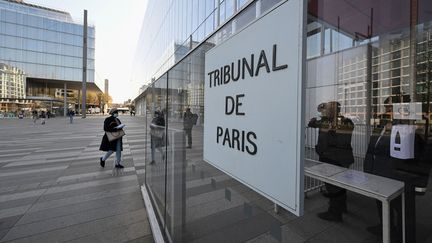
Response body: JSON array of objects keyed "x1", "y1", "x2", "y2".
[
  {"x1": 97, "y1": 93, "x2": 112, "y2": 107},
  {"x1": 86, "y1": 92, "x2": 99, "y2": 105}
]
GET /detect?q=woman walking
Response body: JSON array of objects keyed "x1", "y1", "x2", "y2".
[{"x1": 99, "y1": 108, "x2": 125, "y2": 168}]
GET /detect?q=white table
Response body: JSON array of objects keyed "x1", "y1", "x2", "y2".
[{"x1": 304, "y1": 159, "x2": 405, "y2": 243}]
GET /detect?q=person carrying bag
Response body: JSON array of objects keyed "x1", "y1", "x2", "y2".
[
  {"x1": 106, "y1": 120, "x2": 125, "y2": 142},
  {"x1": 99, "y1": 108, "x2": 125, "y2": 168}
]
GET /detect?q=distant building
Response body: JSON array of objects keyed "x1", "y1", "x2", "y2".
[
  {"x1": 104, "y1": 79, "x2": 109, "y2": 95},
  {"x1": 0, "y1": 63, "x2": 26, "y2": 112},
  {"x1": 0, "y1": 0, "x2": 101, "y2": 116},
  {"x1": 0, "y1": 63, "x2": 25, "y2": 100}
]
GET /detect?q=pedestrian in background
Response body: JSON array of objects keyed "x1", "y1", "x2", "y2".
[
  {"x1": 99, "y1": 108, "x2": 125, "y2": 168},
  {"x1": 32, "y1": 110, "x2": 38, "y2": 124},
  {"x1": 40, "y1": 111, "x2": 46, "y2": 125},
  {"x1": 183, "y1": 108, "x2": 197, "y2": 149},
  {"x1": 68, "y1": 109, "x2": 75, "y2": 124}
]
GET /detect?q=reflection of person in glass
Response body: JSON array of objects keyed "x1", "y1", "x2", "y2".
[
  {"x1": 149, "y1": 110, "x2": 165, "y2": 164},
  {"x1": 183, "y1": 108, "x2": 197, "y2": 149},
  {"x1": 364, "y1": 96, "x2": 429, "y2": 242},
  {"x1": 308, "y1": 101, "x2": 354, "y2": 222}
]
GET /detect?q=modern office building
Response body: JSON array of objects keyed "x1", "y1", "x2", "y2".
[
  {"x1": 0, "y1": 0, "x2": 99, "y2": 116},
  {"x1": 133, "y1": 0, "x2": 432, "y2": 242}
]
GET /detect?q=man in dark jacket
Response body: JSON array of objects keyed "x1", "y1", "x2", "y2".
[
  {"x1": 99, "y1": 108, "x2": 124, "y2": 168},
  {"x1": 40, "y1": 111, "x2": 46, "y2": 125},
  {"x1": 68, "y1": 109, "x2": 75, "y2": 124},
  {"x1": 183, "y1": 108, "x2": 197, "y2": 149},
  {"x1": 308, "y1": 101, "x2": 354, "y2": 222},
  {"x1": 364, "y1": 96, "x2": 430, "y2": 242}
]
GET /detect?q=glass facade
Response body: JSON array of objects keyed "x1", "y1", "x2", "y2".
[
  {"x1": 0, "y1": 0, "x2": 97, "y2": 116},
  {"x1": 135, "y1": 0, "x2": 432, "y2": 242},
  {"x1": 132, "y1": 0, "x2": 251, "y2": 98},
  {"x1": 0, "y1": 0, "x2": 95, "y2": 84}
]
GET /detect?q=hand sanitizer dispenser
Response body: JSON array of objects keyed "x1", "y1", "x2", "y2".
[{"x1": 390, "y1": 124, "x2": 416, "y2": 159}]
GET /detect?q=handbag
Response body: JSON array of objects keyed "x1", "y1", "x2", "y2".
[
  {"x1": 106, "y1": 129, "x2": 125, "y2": 142},
  {"x1": 106, "y1": 118, "x2": 125, "y2": 142}
]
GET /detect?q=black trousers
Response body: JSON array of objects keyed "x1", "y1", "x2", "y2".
[
  {"x1": 319, "y1": 157, "x2": 349, "y2": 215},
  {"x1": 325, "y1": 183, "x2": 347, "y2": 215},
  {"x1": 184, "y1": 128, "x2": 192, "y2": 146}
]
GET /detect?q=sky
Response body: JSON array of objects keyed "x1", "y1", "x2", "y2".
[{"x1": 27, "y1": 0, "x2": 149, "y2": 103}]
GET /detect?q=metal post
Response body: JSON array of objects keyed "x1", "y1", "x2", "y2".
[
  {"x1": 151, "y1": 78, "x2": 156, "y2": 114},
  {"x1": 232, "y1": 0, "x2": 238, "y2": 33},
  {"x1": 366, "y1": 44, "x2": 373, "y2": 140},
  {"x1": 63, "y1": 82, "x2": 67, "y2": 116},
  {"x1": 329, "y1": 28, "x2": 333, "y2": 53},
  {"x1": 426, "y1": 30, "x2": 431, "y2": 139},
  {"x1": 402, "y1": 192, "x2": 406, "y2": 243},
  {"x1": 216, "y1": 0, "x2": 220, "y2": 27},
  {"x1": 382, "y1": 200, "x2": 391, "y2": 243},
  {"x1": 78, "y1": 89, "x2": 81, "y2": 115},
  {"x1": 256, "y1": 0, "x2": 262, "y2": 18},
  {"x1": 409, "y1": 0, "x2": 418, "y2": 101},
  {"x1": 365, "y1": 8, "x2": 374, "y2": 140},
  {"x1": 189, "y1": 34, "x2": 193, "y2": 50},
  {"x1": 81, "y1": 9, "x2": 88, "y2": 118},
  {"x1": 320, "y1": 24, "x2": 325, "y2": 56}
]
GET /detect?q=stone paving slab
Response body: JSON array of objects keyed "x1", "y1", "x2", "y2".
[{"x1": 0, "y1": 116, "x2": 154, "y2": 243}]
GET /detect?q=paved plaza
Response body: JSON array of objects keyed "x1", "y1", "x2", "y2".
[{"x1": 0, "y1": 115, "x2": 153, "y2": 243}]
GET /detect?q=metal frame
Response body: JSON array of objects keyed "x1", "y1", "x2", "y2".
[{"x1": 141, "y1": 185, "x2": 166, "y2": 243}]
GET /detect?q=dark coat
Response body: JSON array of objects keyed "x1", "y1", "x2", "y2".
[
  {"x1": 308, "y1": 116, "x2": 355, "y2": 167},
  {"x1": 183, "y1": 111, "x2": 196, "y2": 130},
  {"x1": 150, "y1": 116, "x2": 165, "y2": 148},
  {"x1": 364, "y1": 126, "x2": 430, "y2": 188},
  {"x1": 99, "y1": 116, "x2": 123, "y2": 151},
  {"x1": 363, "y1": 123, "x2": 431, "y2": 243}
]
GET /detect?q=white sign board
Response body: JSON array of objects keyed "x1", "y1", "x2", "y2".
[{"x1": 204, "y1": 0, "x2": 305, "y2": 216}]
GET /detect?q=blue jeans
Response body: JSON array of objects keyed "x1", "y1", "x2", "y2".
[{"x1": 102, "y1": 139, "x2": 121, "y2": 164}]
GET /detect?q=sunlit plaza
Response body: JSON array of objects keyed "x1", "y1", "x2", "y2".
[{"x1": 0, "y1": 116, "x2": 153, "y2": 242}]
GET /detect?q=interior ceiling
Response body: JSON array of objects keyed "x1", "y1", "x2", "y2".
[{"x1": 308, "y1": 0, "x2": 432, "y2": 39}]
